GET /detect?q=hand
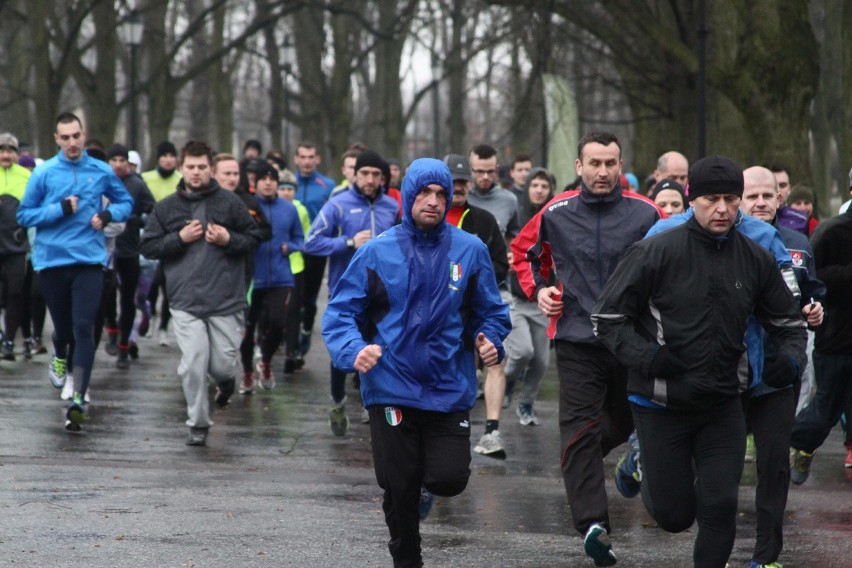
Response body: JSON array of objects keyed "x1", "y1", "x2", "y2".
[
  {"x1": 280, "y1": 243, "x2": 289, "y2": 256},
  {"x1": 355, "y1": 344, "x2": 382, "y2": 373},
  {"x1": 205, "y1": 222, "x2": 231, "y2": 246},
  {"x1": 802, "y1": 301, "x2": 823, "y2": 327},
  {"x1": 537, "y1": 286, "x2": 563, "y2": 317},
  {"x1": 179, "y1": 219, "x2": 204, "y2": 243},
  {"x1": 90, "y1": 214, "x2": 104, "y2": 230},
  {"x1": 353, "y1": 229, "x2": 372, "y2": 249},
  {"x1": 763, "y1": 354, "x2": 798, "y2": 388},
  {"x1": 62, "y1": 195, "x2": 78, "y2": 216},
  {"x1": 476, "y1": 332, "x2": 499, "y2": 367},
  {"x1": 507, "y1": 249, "x2": 514, "y2": 268},
  {"x1": 648, "y1": 345, "x2": 688, "y2": 380}
]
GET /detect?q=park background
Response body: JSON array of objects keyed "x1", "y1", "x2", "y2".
[{"x1": 1, "y1": 0, "x2": 850, "y2": 211}]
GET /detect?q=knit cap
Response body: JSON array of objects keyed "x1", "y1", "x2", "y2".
[{"x1": 687, "y1": 155, "x2": 743, "y2": 201}]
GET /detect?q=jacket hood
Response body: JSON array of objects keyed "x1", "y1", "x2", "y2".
[
  {"x1": 400, "y1": 158, "x2": 454, "y2": 228},
  {"x1": 518, "y1": 167, "x2": 556, "y2": 226},
  {"x1": 176, "y1": 178, "x2": 222, "y2": 200}
]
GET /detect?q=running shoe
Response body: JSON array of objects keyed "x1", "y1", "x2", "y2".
[
  {"x1": 614, "y1": 431, "x2": 642, "y2": 499},
  {"x1": 257, "y1": 361, "x2": 275, "y2": 390},
  {"x1": 516, "y1": 404, "x2": 540, "y2": 426},
  {"x1": 473, "y1": 430, "x2": 506, "y2": 459},
  {"x1": 49, "y1": 356, "x2": 68, "y2": 389},
  {"x1": 60, "y1": 375, "x2": 75, "y2": 401},
  {"x1": 1, "y1": 339, "x2": 15, "y2": 361},
  {"x1": 749, "y1": 561, "x2": 784, "y2": 568},
  {"x1": 115, "y1": 347, "x2": 130, "y2": 369},
  {"x1": 329, "y1": 400, "x2": 349, "y2": 437},
  {"x1": 240, "y1": 371, "x2": 255, "y2": 395},
  {"x1": 845, "y1": 444, "x2": 852, "y2": 469},
  {"x1": 31, "y1": 336, "x2": 47, "y2": 355},
  {"x1": 790, "y1": 448, "x2": 814, "y2": 485},
  {"x1": 186, "y1": 426, "x2": 208, "y2": 446},
  {"x1": 419, "y1": 487, "x2": 435, "y2": 520},
  {"x1": 214, "y1": 379, "x2": 235, "y2": 407},
  {"x1": 745, "y1": 433, "x2": 756, "y2": 463},
  {"x1": 65, "y1": 393, "x2": 86, "y2": 431},
  {"x1": 299, "y1": 327, "x2": 312, "y2": 355},
  {"x1": 104, "y1": 330, "x2": 119, "y2": 356},
  {"x1": 584, "y1": 523, "x2": 617, "y2": 567}
]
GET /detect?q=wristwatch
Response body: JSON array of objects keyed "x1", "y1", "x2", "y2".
[{"x1": 346, "y1": 237, "x2": 355, "y2": 249}]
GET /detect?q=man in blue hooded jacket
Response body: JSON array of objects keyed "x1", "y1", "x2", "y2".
[{"x1": 323, "y1": 157, "x2": 511, "y2": 568}]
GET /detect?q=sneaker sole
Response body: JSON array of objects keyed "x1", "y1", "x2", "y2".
[
  {"x1": 584, "y1": 527, "x2": 617, "y2": 567},
  {"x1": 66, "y1": 405, "x2": 86, "y2": 426},
  {"x1": 329, "y1": 413, "x2": 349, "y2": 437},
  {"x1": 64, "y1": 419, "x2": 82, "y2": 432},
  {"x1": 473, "y1": 447, "x2": 507, "y2": 460}
]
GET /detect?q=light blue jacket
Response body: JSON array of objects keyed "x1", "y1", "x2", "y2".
[
  {"x1": 18, "y1": 150, "x2": 133, "y2": 270},
  {"x1": 322, "y1": 158, "x2": 511, "y2": 412}
]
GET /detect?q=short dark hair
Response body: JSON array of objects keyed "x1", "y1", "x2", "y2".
[
  {"x1": 766, "y1": 162, "x2": 789, "y2": 176},
  {"x1": 470, "y1": 144, "x2": 497, "y2": 160},
  {"x1": 55, "y1": 112, "x2": 82, "y2": 131},
  {"x1": 296, "y1": 141, "x2": 318, "y2": 154},
  {"x1": 243, "y1": 139, "x2": 262, "y2": 153},
  {"x1": 180, "y1": 140, "x2": 213, "y2": 165},
  {"x1": 577, "y1": 132, "x2": 621, "y2": 160},
  {"x1": 511, "y1": 154, "x2": 532, "y2": 169}
]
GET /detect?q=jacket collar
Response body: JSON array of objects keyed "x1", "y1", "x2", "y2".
[{"x1": 578, "y1": 181, "x2": 623, "y2": 206}]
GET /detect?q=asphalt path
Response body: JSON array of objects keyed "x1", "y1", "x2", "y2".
[{"x1": 0, "y1": 307, "x2": 849, "y2": 567}]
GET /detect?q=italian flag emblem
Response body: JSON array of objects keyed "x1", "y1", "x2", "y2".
[
  {"x1": 385, "y1": 407, "x2": 403, "y2": 426},
  {"x1": 450, "y1": 262, "x2": 462, "y2": 282}
]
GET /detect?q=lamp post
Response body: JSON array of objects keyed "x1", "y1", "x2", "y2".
[
  {"x1": 119, "y1": 10, "x2": 144, "y2": 150},
  {"x1": 282, "y1": 34, "x2": 294, "y2": 152}
]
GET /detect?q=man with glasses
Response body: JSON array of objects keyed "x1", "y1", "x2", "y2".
[{"x1": 466, "y1": 144, "x2": 519, "y2": 459}]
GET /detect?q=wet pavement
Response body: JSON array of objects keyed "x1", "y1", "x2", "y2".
[{"x1": 0, "y1": 310, "x2": 850, "y2": 567}]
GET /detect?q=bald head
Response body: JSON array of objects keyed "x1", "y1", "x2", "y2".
[
  {"x1": 741, "y1": 166, "x2": 779, "y2": 222},
  {"x1": 654, "y1": 151, "x2": 689, "y2": 186}
]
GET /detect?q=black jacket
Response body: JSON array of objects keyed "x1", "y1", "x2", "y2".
[
  {"x1": 810, "y1": 211, "x2": 852, "y2": 353},
  {"x1": 592, "y1": 216, "x2": 807, "y2": 410},
  {"x1": 140, "y1": 180, "x2": 262, "y2": 318},
  {"x1": 455, "y1": 203, "x2": 508, "y2": 286},
  {"x1": 0, "y1": 194, "x2": 27, "y2": 255},
  {"x1": 115, "y1": 173, "x2": 156, "y2": 258}
]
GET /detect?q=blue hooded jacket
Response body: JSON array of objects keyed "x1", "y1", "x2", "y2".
[
  {"x1": 17, "y1": 150, "x2": 133, "y2": 270},
  {"x1": 252, "y1": 195, "x2": 304, "y2": 289},
  {"x1": 322, "y1": 158, "x2": 511, "y2": 412},
  {"x1": 303, "y1": 184, "x2": 399, "y2": 293}
]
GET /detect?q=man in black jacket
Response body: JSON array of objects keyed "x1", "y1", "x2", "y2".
[
  {"x1": 141, "y1": 141, "x2": 263, "y2": 446},
  {"x1": 591, "y1": 156, "x2": 808, "y2": 568}
]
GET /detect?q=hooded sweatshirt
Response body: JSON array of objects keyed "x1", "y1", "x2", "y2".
[{"x1": 322, "y1": 158, "x2": 511, "y2": 413}]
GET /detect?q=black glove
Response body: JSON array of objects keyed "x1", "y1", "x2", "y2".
[
  {"x1": 763, "y1": 354, "x2": 798, "y2": 388},
  {"x1": 648, "y1": 345, "x2": 688, "y2": 380},
  {"x1": 96, "y1": 210, "x2": 113, "y2": 225}
]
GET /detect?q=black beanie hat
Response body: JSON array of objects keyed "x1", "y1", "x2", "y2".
[
  {"x1": 106, "y1": 143, "x2": 129, "y2": 161},
  {"x1": 254, "y1": 161, "x2": 279, "y2": 181},
  {"x1": 687, "y1": 155, "x2": 743, "y2": 201},
  {"x1": 157, "y1": 140, "x2": 177, "y2": 158},
  {"x1": 650, "y1": 179, "x2": 685, "y2": 202},
  {"x1": 355, "y1": 150, "x2": 387, "y2": 174}
]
